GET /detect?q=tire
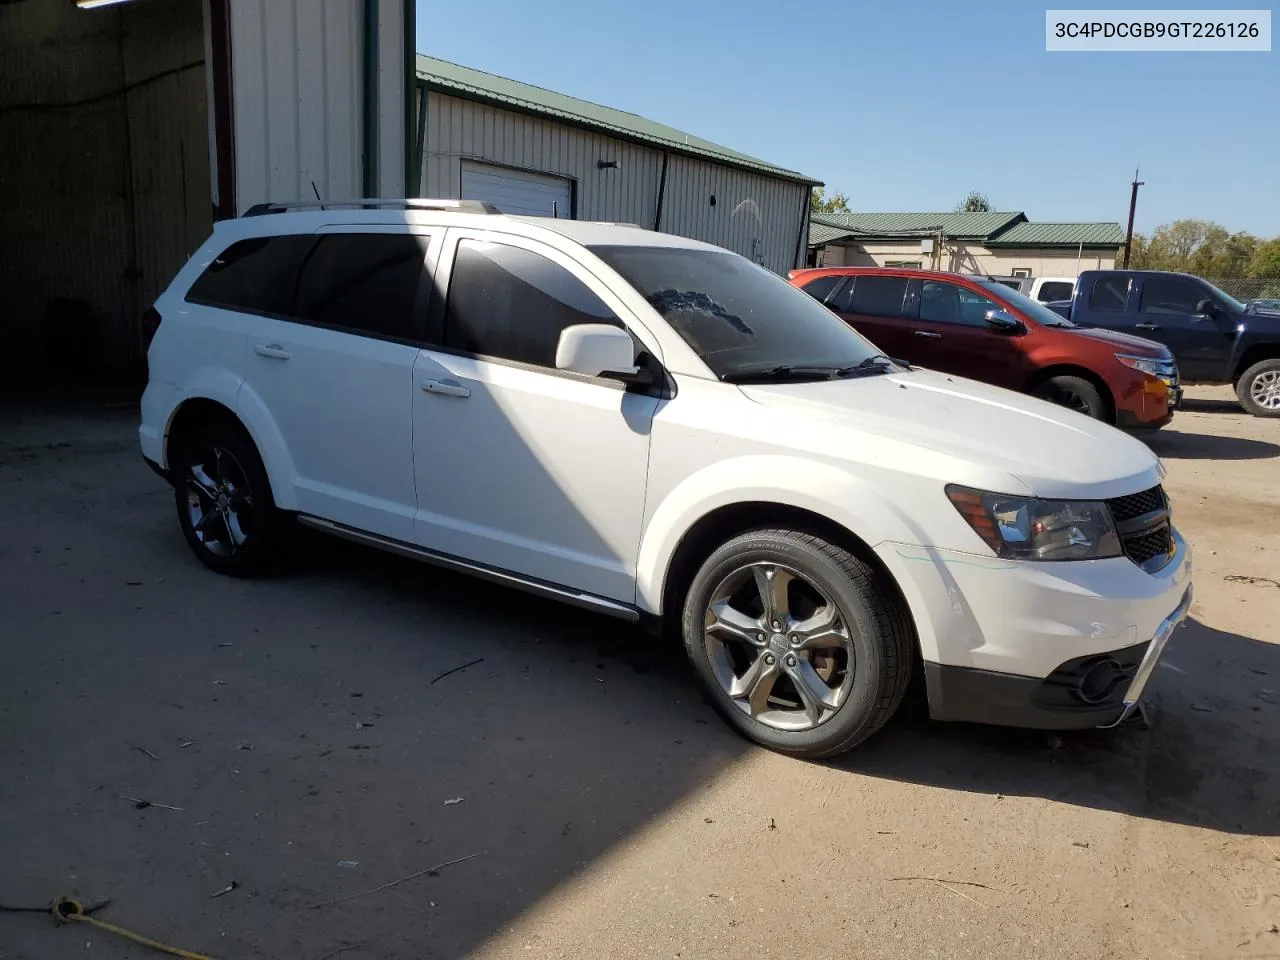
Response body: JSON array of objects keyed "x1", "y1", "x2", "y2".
[
  {"x1": 1032, "y1": 375, "x2": 1106, "y2": 420},
  {"x1": 1236, "y1": 359, "x2": 1280, "y2": 417},
  {"x1": 172, "y1": 419, "x2": 283, "y2": 577},
  {"x1": 681, "y1": 528, "x2": 913, "y2": 759}
]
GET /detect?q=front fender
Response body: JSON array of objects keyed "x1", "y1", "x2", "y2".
[{"x1": 635, "y1": 453, "x2": 936, "y2": 617}]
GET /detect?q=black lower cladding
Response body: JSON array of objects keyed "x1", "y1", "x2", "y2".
[{"x1": 925, "y1": 640, "x2": 1150, "y2": 730}]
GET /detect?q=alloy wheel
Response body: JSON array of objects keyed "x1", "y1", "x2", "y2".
[
  {"x1": 1249, "y1": 370, "x2": 1280, "y2": 410},
  {"x1": 703, "y1": 562, "x2": 856, "y2": 731},
  {"x1": 184, "y1": 446, "x2": 255, "y2": 556}
]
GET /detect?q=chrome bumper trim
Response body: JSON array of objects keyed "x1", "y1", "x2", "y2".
[{"x1": 1097, "y1": 584, "x2": 1193, "y2": 729}]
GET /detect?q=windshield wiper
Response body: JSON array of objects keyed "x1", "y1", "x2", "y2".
[
  {"x1": 835, "y1": 354, "x2": 903, "y2": 377},
  {"x1": 721, "y1": 365, "x2": 846, "y2": 383}
]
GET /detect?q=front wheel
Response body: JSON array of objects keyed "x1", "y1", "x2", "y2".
[
  {"x1": 1236, "y1": 359, "x2": 1280, "y2": 417},
  {"x1": 1032, "y1": 375, "x2": 1106, "y2": 420},
  {"x1": 172, "y1": 421, "x2": 283, "y2": 577},
  {"x1": 681, "y1": 529, "x2": 913, "y2": 758}
]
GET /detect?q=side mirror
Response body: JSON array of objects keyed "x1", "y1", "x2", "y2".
[
  {"x1": 984, "y1": 309, "x2": 1024, "y2": 334},
  {"x1": 1194, "y1": 298, "x2": 1215, "y2": 318},
  {"x1": 555, "y1": 323, "x2": 653, "y2": 386}
]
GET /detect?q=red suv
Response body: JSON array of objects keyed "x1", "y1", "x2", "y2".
[{"x1": 789, "y1": 267, "x2": 1180, "y2": 430}]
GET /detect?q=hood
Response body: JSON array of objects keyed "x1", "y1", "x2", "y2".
[
  {"x1": 739, "y1": 368, "x2": 1162, "y2": 500},
  {"x1": 1061, "y1": 325, "x2": 1172, "y2": 356}
]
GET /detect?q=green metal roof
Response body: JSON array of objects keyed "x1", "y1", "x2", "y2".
[
  {"x1": 416, "y1": 55, "x2": 821, "y2": 185},
  {"x1": 985, "y1": 221, "x2": 1126, "y2": 248},
  {"x1": 810, "y1": 211, "x2": 1026, "y2": 240},
  {"x1": 808, "y1": 222, "x2": 861, "y2": 246}
]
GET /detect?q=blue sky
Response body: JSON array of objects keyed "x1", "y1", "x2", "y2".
[{"x1": 417, "y1": 0, "x2": 1278, "y2": 236}]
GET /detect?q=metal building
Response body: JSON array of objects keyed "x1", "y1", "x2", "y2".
[
  {"x1": 0, "y1": 0, "x2": 412, "y2": 377},
  {"x1": 414, "y1": 56, "x2": 820, "y2": 276}
]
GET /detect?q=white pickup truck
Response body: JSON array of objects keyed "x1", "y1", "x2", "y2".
[{"x1": 983, "y1": 275, "x2": 1076, "y2": 304}]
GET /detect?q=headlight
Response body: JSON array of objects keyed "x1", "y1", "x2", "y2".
[
  {"x1": 1116, "y1": 353, "x2": 1176, "y2": 381},
  {"x1": 946, "y1": 485, "x2": 1122, "y2": 561}
]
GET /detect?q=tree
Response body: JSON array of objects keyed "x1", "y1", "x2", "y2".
[
  {"x1": 955, "y1": 191, "x2": 991, "y2": 213},
  {"x1": 1249, "y1": 238, "x2": 1280, "y2": 278},
  {"x1": 811, "y1": 187, "x2": 850, "y2": 214},
  {"x1": 1131, "y1": 219, "x2": 1258, "y2": 275}
]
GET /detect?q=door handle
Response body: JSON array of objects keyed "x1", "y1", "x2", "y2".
[
  {"x1": 913, "y1": 330, "x2": 943, "y2": 339},
  {"x1": 1135, "y1": 323, "x2": 1161, "y2": 331},
  {"x1": 253, "y1": 343, "x2": 291, "y2": 360},
  {"x1": 421, "y1": 378, "x2": 471, "y2": 399}
]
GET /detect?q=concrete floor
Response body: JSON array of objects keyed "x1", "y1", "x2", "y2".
[{"x1": 1, "y1": 385, "x2": 1277, "y2": 959}]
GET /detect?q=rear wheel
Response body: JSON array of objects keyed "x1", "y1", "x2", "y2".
[
  {"x1": 681, "y1": 529, "x2": 912, "y2": 758},
  {"x1": 1033, "y1": 375, "x2": 1106, "y2": 420},
  {"x1": 172, "y1": 421, "x2": 283, "y2": 576},
  {"x1": 1236, "y1": 359, "x2": 1280, "y2": 417}
]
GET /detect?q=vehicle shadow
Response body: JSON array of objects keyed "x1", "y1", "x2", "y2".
[
  {"x1": 833, "y1": 616, "x2": 1280, "y2": 837},
  {"x1": 1143, "y1": 429, "x2": 1280, "y2": 460},
  {"x1": 1178, "y1": 396, "x2": 1243, "y2": 414}
]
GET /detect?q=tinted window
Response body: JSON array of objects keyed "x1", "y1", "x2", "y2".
[
  {"x1": 1038, "y1": 281, "x2": 1073, "y2": 303},
  {"x1": 842, "y1": 276, "x2": 910, "y2": 317},
  {"x1": 1090, "y1": 275, "x2": 1129, "y2": 312},
  {"x1": 293, "y1": 233, "x2": 428, "y2": 339},
  {"x1": 799, "y1": 275, "x2": 841, "y2": 303},
  {"x1": 919, "y1": 281, "x2": 999, "y2": 327},
  {"x1": 186, "y1": 235, "x2": 315, "y2": 316},
  {"x1": 975, "y1": 280, "x2": 1076, "y2": 328},
  {"x1": 187, "y1": 232, "x2": 428, "y2": 340},
  {"x1": 445, "y1": 240, "x2": 620, "y2": 367},
  {"x1": 591, "y1": 246, "x2": 883, "y2": 379},
  {"x1": 1140, "y1": 276, "x2": 1204, "y2": 316}
]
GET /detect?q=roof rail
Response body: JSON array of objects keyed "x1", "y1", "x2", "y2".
[{"x1": 241, "y1": 198, "x2": 502, "y2": 217}]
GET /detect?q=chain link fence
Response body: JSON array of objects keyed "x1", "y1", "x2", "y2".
[{"x1": 1206, "y1": 278, "x2": 1280, "y2": 302}]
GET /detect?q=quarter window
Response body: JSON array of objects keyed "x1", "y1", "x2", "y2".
[
  {"x1": 1090, "y1": 275, "x2": 1130, "y2": 312},
  {"x1": 186, "y1": 235, "x2": 316, "y2": 317},
  {"x1": 444, "y1": 239, "x2": 621, "y2": 368},
  {"x1": 1037, "y1": 281, "x2": 1073, "y2": 302},
  {"x1": 798, "y1": 275, "x2": 842, "y2": 303}
]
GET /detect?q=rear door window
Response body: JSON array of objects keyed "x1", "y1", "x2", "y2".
[
  {"x1": 835, "y1": 276, "x2": 910, "y2": 317},
  {"x1": 1089, "y1": 275, "x2": 1130, "y2": 312},
  {"x1": 292, "y1": 233, "x2": 430, "y2": 340}
]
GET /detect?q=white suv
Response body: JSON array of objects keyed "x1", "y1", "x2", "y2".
[{"x1": 139, "y1": 199, "x2": 1192, "y2": 758}]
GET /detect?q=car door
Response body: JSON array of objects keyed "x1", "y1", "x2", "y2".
[
  {"x1": 826, "y1": 274, "x2": 915, "y2": 361},
  {"x1": 907, "y1": 279, "x2": 1029, "y2": 389},
  {"x1": 410, "y1": 230, "x2": 661, "y2": 604},
  {"x1": 233, "y1": 227, "x2": 438, "y2": 543},
  {"x1": 1132, "y1": 274, "x2": 1238, "y2": 380}
]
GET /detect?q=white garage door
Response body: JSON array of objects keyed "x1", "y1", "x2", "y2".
[{"x1": 461, "y1": 161, "x2": 573, "y2": 218}]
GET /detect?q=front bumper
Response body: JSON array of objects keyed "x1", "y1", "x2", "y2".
[{"x1": 924, "y1": 585, "x2": 1192, "y2": 729}]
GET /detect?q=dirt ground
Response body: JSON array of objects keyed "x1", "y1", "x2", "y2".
[{"x1": 1, "y1": 384, "x2": 1277, "y2": 960}]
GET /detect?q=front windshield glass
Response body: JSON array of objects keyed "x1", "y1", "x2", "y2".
[
  {"x1": 1201, "y1": 278, "x2": 1246, "y2": 312},
  {"x1": 977, "y1": 280, "x2": 1077, "y2": 328},
  {"x1": 590, "y1": 246, "x2": 884, "y2": 379}
]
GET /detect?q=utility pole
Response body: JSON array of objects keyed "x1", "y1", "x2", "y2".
[{"x1": 1122, "y1": 167, "x2": 1144, "y2": 268}]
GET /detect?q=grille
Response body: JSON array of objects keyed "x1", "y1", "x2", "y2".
[
  {"x1": 1107, "y1": 485, "x2": 1166, "y2": 523},
  {"x1": 1106, "y1": 485, "x2": 1173, "y2": 569}
]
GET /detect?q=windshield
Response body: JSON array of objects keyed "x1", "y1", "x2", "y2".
[
  {"x1": 590, "y1": 246, "x2": 886, "y2": 379},
  {"x1": 977, "y1": 280, "x2": 1077, "y2": 328},
  {"x1": 1201, "y1": 279, "x2": 1246, "y2": 312}
]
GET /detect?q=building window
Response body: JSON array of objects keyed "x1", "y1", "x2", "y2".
[
  {"x1": 884, "y1": 260, "x2": 921, "y2": 269},
  {"x1": 1011, "y1": 268, "x2": 1032, "y2": 278}
]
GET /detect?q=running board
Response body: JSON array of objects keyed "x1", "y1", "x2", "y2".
[{"x1": 295, "y1": 515, "x2": 640, "y2": 622}]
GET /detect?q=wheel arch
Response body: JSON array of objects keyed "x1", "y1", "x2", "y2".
[
  {"x1": 1025, "y1": 364, "x2": 1116, "y2": 423},
  {"x1": 1232, "y1": 344, "x2": 1280, "y2": 386}
]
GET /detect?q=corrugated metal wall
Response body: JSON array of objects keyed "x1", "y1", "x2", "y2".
[
  {"x1": 421, "y1": 91, "x2": 664, "y2": 226},
  {"x1": 419, "y1": 90, "x2": 809, "y2": 274},
  {"x1": 229, "y1": 0, "x2": 405, "y2": 211},
  {"x1": 660, "y1": 154, "x2": 809, "y2": 275},
  {"x1": 0, "y1": 0, "x2": 211, "y2": 373}
]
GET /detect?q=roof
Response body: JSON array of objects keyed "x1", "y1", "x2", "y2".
[
  {"x1": 416, "y1": 55, "x2": 820, "y2": 186},
  {"x1": 985, "y1": 221, "x2": 1126, "y2": 248},
  {"x1": 809, "y1": 211, "x2": 1126, "y2": 248},
  {"x1": 810, "y1": 211, "x2": 1026, "y2": 241}
]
